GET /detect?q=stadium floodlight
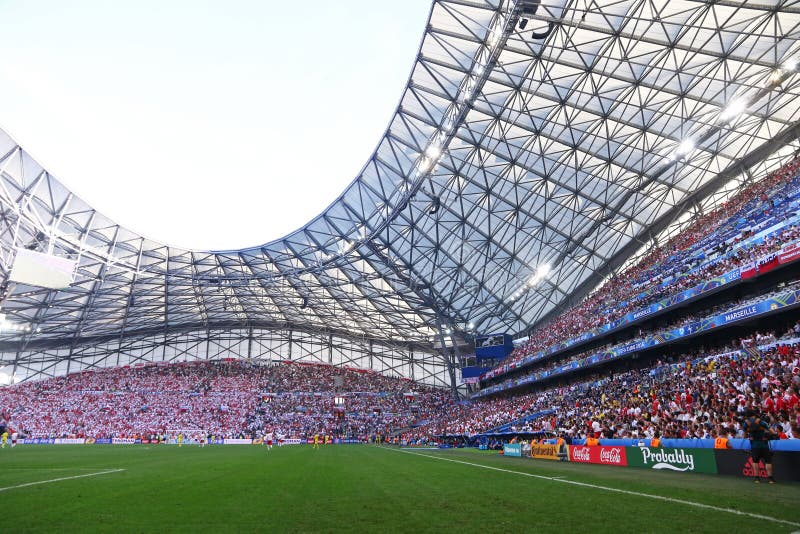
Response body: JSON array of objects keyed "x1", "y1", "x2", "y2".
[
  {"x1": 519, "y1": 18, "x2": 529, "y2": 30},
  {"x1": 769, "y1": 69, "x2": 784, "y2": 85},
  {"x1": 720, "y1": 99, "x2": 747, "y2": 122},
  {"x1": 529, "y1": 263, "x2": 551, "y2": 286},
  {"x1": 425, "y1": 145, "x2": 441, "y2": 160},
  {"x1": 675, "y1": 139, "x2": 694, "y2": 159}
]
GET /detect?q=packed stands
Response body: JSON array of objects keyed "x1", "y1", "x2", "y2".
[
  {"x1": 407, "y1": 328, "x2": 800, "y2": 442},
  {"x1": 0, "y1": 360, "x2": 452, "y2": 441},
  {"x1": 480, "y1": 281, "x2": 800, "y2": 395}
]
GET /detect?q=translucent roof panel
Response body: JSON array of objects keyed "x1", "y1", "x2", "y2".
[{"x1": 1, "y1": 0, "x2": 800, "y2": 359}]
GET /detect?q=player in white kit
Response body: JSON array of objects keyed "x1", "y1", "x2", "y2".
[{"x1": 265, "y1": 430, "x2": 274, "y2": 451}]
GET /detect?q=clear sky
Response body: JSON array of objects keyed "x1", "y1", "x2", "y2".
[{"x1": 0, "y1": 0, "x2": 432, "y2": 250}]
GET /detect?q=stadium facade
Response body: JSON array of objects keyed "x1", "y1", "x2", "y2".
[{"x1": 1, "y1": 0, "x2": 799, "y2": 390}]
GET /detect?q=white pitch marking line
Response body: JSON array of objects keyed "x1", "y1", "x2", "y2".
[
  {"x1": 0, "y1": 469, "x2": 125, "y2": 493},
  {"x1": 1, "y1": 467, "x2": 115, "y2": 471},
  {"x1": 387, "y1": 448, "x2": 800, "y2": 529}
]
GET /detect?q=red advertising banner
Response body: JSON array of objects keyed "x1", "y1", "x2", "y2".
[
  {"x1": 740, "y1": 261, "x2": 757, "y2": 279},
  {"x1": 756, "y1": 252, "x2": 779, "y2": 274},
  {"x1": 568, "y1": 445, "x2": 628, "y2": 466},
  {"x1": 779, "y1": 240, "x2": 800, "y2": 265}
]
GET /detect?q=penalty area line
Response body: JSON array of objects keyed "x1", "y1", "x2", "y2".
[
  {"x1": 386, "y1": 448, "x2": 800, "y2": 529},
  {"x1": 0, "y1": 469, "x2": 125, "y2": 493}
]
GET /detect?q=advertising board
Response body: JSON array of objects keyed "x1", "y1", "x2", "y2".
[
  {"x1": 627, "y1": 447, "x2": 717, "y2": 474},
  {"x1": 568, "y1": 445, "x2": 627, "y2": 466},
  {"x1": 530, "y1": 443, "x2": 561, "y2": 460}
]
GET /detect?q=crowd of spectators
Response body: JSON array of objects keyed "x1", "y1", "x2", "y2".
[
  {"x1": 482, "y1": 280, "x2": 800, "y2": 394},
  {"x1": 408, "y1": 328, "x2": 800, "y2": 442},
  {"x1": 0, "y1": 360, "x2": 452, "y2": 440},
  {"x1": 500, "y1": 157, "x2": 800, "y2": 374}
]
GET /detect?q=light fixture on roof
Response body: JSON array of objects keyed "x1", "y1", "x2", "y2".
[
  {"x1": 519, "y1": 0, "x2": 541, "y2": 17},
  {"x1": 720, "y1": 99, "x2": 747, "y2": 122},
  {"x1": 769, "y1": 69, "x2": 784, "y2": 86},
  {"x1": 529, "y1": 263, "x2": 551, "y2": 286},
  {"x1": 675, "y1": 139, "x2": 695, "y2": 160},
  {"x1": 425, "y1": 145, "x2": 441, "y2": 160},
  {"x1": 530, "y1": 21, "x2": 555, "y2": 40},
  {"x1": 428, "y1": 196, "x2": 441, "y2": 215},
  {"x1": 0, "y1": 314, "x2": 35, "y2": 335},
  {"x1": 519, "y1": 18, "x2": 529, "y2": 30}
]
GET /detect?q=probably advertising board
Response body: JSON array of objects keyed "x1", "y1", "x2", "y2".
[
  {"x1": 222, "y1": 439, "x2": 253, "y2": 445},
  {"x1": 568, "y1": 445, "x2": 627, "y2": 466},
  {"x1": 530, "y1": 443, "x2": 561, "y2": 460},
  {"x1": 53, "y1": 438, "x2": 86, "y2": 445},
  {"x1": 112, "y1": 438, "x2": 138, "y2": 445},
  {"x1": 503, "y1": 443, "x2": 522, "y2": 457},
  {"x1": 627, "y1": 447, "x2": 717, "y2": 474}
]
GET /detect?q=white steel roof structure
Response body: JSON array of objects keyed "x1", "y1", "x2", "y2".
[{"x1": 1, "y1": 0, "x2": 800, "y2": 388}]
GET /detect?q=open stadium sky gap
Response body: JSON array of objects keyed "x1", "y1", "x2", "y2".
[{"x1": 0, "y1": 0, "x2": 433, "y2": 250}]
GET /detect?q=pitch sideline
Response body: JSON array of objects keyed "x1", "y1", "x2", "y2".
[
  {"x1": 385, "y1": 447, "x2": 800, "y2": 528},
  {"x1": 0, "y1": 468, "x2": 126, "y2": 493}
]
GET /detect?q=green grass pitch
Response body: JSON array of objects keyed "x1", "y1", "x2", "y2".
[{"x1": 1, "y1": 445, "x2": 798, "y2": 533}]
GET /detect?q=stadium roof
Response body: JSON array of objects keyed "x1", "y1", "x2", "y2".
[{"x1": 1, "y1": 0, "x2": 800, "y2": 362}]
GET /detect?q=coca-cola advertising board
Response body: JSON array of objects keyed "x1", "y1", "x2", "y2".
[{"x1": 568, "y1": 445, "x2": 627, "y2": 466}]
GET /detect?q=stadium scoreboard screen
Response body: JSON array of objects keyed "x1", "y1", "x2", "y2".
[{"x1": 474, "y1": 333, "x2": 513, "y2": 360}]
